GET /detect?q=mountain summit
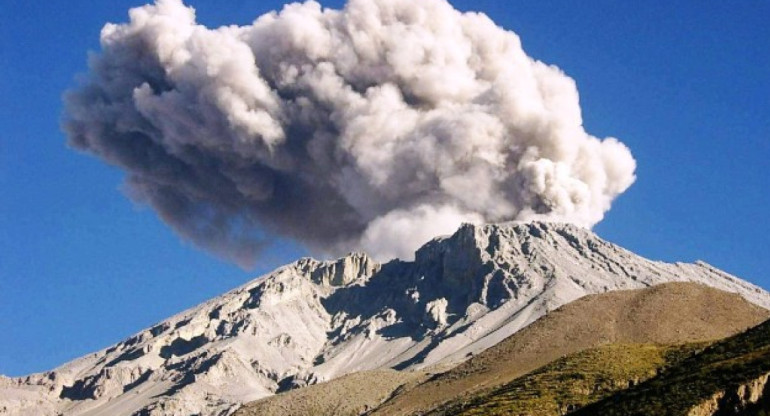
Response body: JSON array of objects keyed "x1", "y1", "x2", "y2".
[{"x1": 2, "y1": 222, "x2": 769, "y2": 416}]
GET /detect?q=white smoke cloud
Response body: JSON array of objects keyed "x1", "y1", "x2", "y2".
[{"x1": 64, "y1": 0, "x2": 636, "y2": 266}]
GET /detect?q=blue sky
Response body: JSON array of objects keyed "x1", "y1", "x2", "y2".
[{"x1": 1, "y1": 0, "x2": 768, "y2": 377}]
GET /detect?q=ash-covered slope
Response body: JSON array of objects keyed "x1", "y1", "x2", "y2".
[{"x1": 2, "y1": 222, "x2": 769, "y2": 416}]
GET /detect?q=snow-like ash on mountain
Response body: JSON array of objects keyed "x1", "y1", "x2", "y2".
[
  {"x1": 64, "y1": 0, "x2": 636, "y2": 264},
  {"x1": 2, "y1": 222, "x2": 767, "y2": 416}
]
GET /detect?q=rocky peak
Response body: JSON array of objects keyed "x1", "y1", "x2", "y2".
[
  {"x1": 411, "y1": 221, "x2": 592, "y2": 290},
  {"x1": 414, "y1": 221, "x2": 594, "y2": 262},
  {"x1": 295, "y1": 252, "x2": 380, "y2": 287}
]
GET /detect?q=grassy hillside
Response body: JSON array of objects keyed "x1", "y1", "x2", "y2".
[
  {"x1": 572, "y1": 320, "x2": 770, "y2": 416},
  {"x1": 428, "y1": 343, "x2": 702, "y2": 416},
  {"x1": 442, "y1": 319, "x2": 770, "y2": 416},
  {"x1": 372, "y1": 283, "x2": 768, "y2": 415}
]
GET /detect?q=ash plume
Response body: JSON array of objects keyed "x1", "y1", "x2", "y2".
[{"x1": 64, "y1": 0, "x2": 636, "y2": 266}]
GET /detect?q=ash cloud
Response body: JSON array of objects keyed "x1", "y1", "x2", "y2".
[{"x1": 64, "y1": 0, "x2": 636, "y2": 266}]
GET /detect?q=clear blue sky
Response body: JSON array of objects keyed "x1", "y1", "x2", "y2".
[{"x1": 1, "y1": 0, "x2": 768, "y2": 377}]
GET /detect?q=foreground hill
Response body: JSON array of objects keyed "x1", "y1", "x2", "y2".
[
  {"x1": 444, "y1": 315, "x2": 770, "y2": 416},
  {"x1": 572, "y1": 318, "x2": 770, "y2": 415},
  {"x1": 2, "y1": 222, "x2": 769, "y2": 416},
  {"x1": 238, "y1": 282, "x2": 767, "y2": 416},
  {"x1": 371, "y1": 282, "x2": 770, "y2": 415},
  {"x1": 432, "y1": 343, "x2": 703, "y2": 416},
  {"x1": 234, "y1": 369, "x2": 428, "y2": 416}
]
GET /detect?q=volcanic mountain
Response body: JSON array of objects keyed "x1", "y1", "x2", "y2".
[{"x1": 1, "y1": 222, "x2": 769, "y2": 416}]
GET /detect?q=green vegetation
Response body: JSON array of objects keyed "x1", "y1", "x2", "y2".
[
  {"x1": 572, "y1": 320, "x2": 770, "y2": 416},
  {"x1": 428, "y1": 319, "x2": 770, "y2": 416},
  {"x1": 429, "y1": 343, "x2": 703, "y2": 416}
]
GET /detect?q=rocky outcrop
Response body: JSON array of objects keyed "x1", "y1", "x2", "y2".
[
  {"x1": 688, "y1": 372, "x2": 770, "y2": 416},
  {"x1": 300, "y1": 253, "x2": 380, "y2": 287}
]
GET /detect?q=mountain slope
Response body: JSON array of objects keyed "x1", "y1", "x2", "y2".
[
  {"x1": 237, "y1": 282, "x2": 769, "y2": 416},
  {"x1": 234, "y1": 369, "x2": 428, "y2": 416},
  {"x1": 365, "y1": 282, "x2": 770, "y2": 415},
  {"x1": 437, "y1": 316, "x2": 770, "y2": 416},
  {"x1": 1, "y1": 222, "x2": 769, "y2": 416},
  {"x1": 571, "y1": 319, "x2": 770, "y2": 415},
  {"x1": 434, "y1": 343, "x2": 703, "y2": 416}
]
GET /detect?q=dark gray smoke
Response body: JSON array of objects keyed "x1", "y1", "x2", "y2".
[{"x1": 64, "y1": 0, "x2": 636, "y2": 266}]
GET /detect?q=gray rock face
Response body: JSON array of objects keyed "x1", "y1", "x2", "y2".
[{"x1": 2, "y1": 222, "x2": 768, "y2": 416}]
